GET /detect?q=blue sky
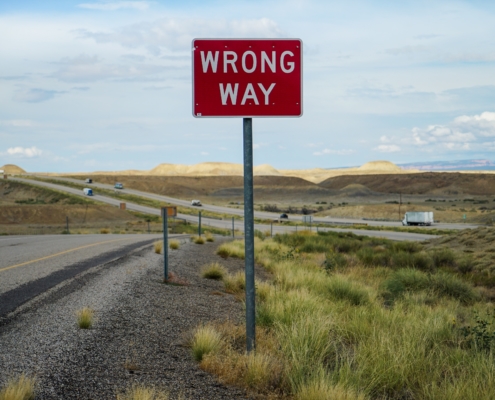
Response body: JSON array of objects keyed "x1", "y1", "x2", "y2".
[{"x1": 1, "y1": 0, "x2": 495, "y2": 172}]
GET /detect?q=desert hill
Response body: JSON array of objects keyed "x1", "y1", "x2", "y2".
[
  {"x1": 320, "y1": 172, "x2": 495, "y2": 195},
  {"x1": 75, "y1": 174, "x2": 335, "y2": 201},
  {"x1": 66, "y1": 160, "x2": 413, "y2": 183},
  {"x1": 0, "y1": 164, "x2": 26, "y2": 174}
]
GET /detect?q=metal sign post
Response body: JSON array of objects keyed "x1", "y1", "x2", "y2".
[
  {"x1": 232, "y1": 217, "x2": 235, "y2": 237},
  {"x1": 163, "y1": 211, "x2": 169, "y2": 282},
  {"x1": 161, "y1": 207, "x2": 177, "y2": 283},
  {"x1": 198, "y1": 211, "x2": 202, "y2": 237},
  {"x1": 243, "y1": 118, "x2": 256, "y2": 352}
]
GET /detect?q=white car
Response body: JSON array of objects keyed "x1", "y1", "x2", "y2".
[{"x1": 191, "y1": 199, "x2": 202, "y2": 206}]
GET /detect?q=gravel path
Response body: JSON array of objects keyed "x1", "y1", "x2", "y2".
[{"x1": 0, "y1": 236, "x2": 257, "y2": 399}]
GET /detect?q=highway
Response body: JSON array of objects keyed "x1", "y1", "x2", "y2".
[
  {"x1": 30, "y1": 175, "x2": 478, "y2": 231},
  {"x1": 0, "y1": 234, "x2": 170, "y2": 318},
  {"x1": 13, "y1": 177, "x2": 437, "y2": 242}
]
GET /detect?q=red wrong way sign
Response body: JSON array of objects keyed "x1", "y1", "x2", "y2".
[{"x1": 192, "y1": 39, "x2": 302, "y2": 118}]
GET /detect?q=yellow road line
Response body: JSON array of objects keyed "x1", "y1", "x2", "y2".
[{"x1": 0, "y1": 238, "x2": 132, "y2": 273}]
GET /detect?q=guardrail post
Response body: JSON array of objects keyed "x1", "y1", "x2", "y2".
[
  {"x1": 66, "y1": 216, "x2": 69, "y2": 234},
  {"x1": 271, "y1": 222, "x2": 273, "y2": 237},
  {"x1": 232, "y1": 217, "x2": 235, "y2": 237},
  {"x1": 163, "y1": 211, "x2": 169, "y2": 282},
  {"x1": 198, "y1": 211, "x2": 202, "y2": 237}
]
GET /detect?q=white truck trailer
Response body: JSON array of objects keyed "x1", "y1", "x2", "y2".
[{"x1": 402, "y1": 211, "x2": 433, "y2": 226}]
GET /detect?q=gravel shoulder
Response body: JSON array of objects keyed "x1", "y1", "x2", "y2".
[{"x1": 0, "y1": 236, "x2": 257, "y2": 399}]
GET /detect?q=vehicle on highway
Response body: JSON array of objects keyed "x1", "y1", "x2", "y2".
[
  {"x1": 402, "y1": 211, "x2": 433, "y2": 226},
  {"x1": 85, "y1": 178, "x2": 92, "y2": 184},
  {"x1": 191, "y1": 199, "x2": 202, "y2": 206},
  {"x1": 83, "y1": 188, "x2": 93, "y2": 196},
  {"x1": 280, "y1": 213, "x2": 289, "y2": 219},
  {"x1": 114, "y1": 182, "x2": 124, "y2": 189}
]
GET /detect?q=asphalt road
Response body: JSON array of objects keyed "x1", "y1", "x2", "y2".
[
  {"x1": 31, "y1": 175, "x2": 478, "y2": 231},
  {"x1": 0, "y1": 234, "x2": 167, "y2": 318}
]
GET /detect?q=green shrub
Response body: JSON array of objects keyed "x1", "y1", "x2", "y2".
[
  {"x1": 392, "y1": 241, "x2": 422, "y2": 253},
  {"x1": 254, "y1": 229, "x2": 266, "y2": 241},
  {"x1": 382, "y1": 269, "x2": 430, "y2": 303},
  {"x1": 326, "y1": 277, "x2": 369, "y2": 305},
  {"x1": 460, "y1": 311, "x2": 495, "y2": 352},
  {"x1": 357, "y1": 247, "x2": 392, "y2": 267},
  {"x1": 430, "y1": 272, "x2": 480, "y2": 304},
  {"x1": 323, "y1": 253, "x2": 348, "y2": 271},
  {"x1": 383, "y1": 269, "x2": 479, "y2": 305},
  {"x1": 429, "y1": 247, "x2": 457, "y2": 268}
]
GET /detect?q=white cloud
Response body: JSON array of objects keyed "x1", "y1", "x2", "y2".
[
  {"x1": 374, "y1": 145, "x2": 401, "y2": 153},
  {"x1": 6, "y1": 146, "x2": 43, "y2": 157},
  {"x1": 78, "y1": 17, "x2": 285, "y2": 54},
  {"x1": 78, "y1": 2, "x2": 150, "y2": 11},
  {"x1": 313, "y1": 148, "x2": 354, "y2": 156},
  {"x1": 200, "y1": 151, "x2": 209, "y2": 155},
  {"x1": 453, "y1": 111, "x2": 495, "y2": 137}
]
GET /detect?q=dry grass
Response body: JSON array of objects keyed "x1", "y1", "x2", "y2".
[
  {"x1": 0, "y1": 375, "x2": 36, "y2": 400},
  {"x1": 191, "y1": 325, "x2": 223, "y2": 362},
  {"x1": 223, "y1": 271, "x2": 245, "y2": 294},
  {"x1": 117, "y1": 385, "x2": 169, "y2": 400},
  {"x1": 205, "y1": 232, "x2": 215, "y2": 242},
  {"x1": 192, "y1": 235, "x2": 205, "y2": 244},
  {"x1": 154, "y1": 241, "x2": 163, "y2": 254},
  {"x1": 169, "y1": 240, "x2": 180, "y2": 250},
  {"x1": 216, "y1": 240, "x2": 245, "y2": 259},
  {"x1": 99, "y1": 228, "x2": 110, "y2": 234},
  {"x1": 201, "y1": 262, "x2": 227, "y2": 280},
  {"x1": 77, "y1": 307, "x2": 94, "y2": 329},
  {"x1": 199, "y1": 322, "x2": 283, "y2": 394}
]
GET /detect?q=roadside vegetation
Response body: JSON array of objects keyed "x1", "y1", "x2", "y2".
[
  {"x1": 116, "y1": 385, "x2": 170, "y2": 400},
  {"x1": 0, "y1": 374, "x2": 36, "y2": 400},
  {"x1": 201, "y1": 262, "x2": 227, "y2": 280},
  {"x1": 154, "y1": 241, "x2": 163, "y2": 254},
  {"x1": 193, "y1": 229, "x2": 495, "y2": 399},
  {"x1": 169, "y1": 240, "x2": 180, "y2": 250},
  {"x1": 76, "y1": 307, "x2": 94, "y2": 329}
]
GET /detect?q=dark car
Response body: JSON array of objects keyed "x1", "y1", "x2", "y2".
[{"x1": 279, "y1": 213, "x2": 289, "y2": 219}]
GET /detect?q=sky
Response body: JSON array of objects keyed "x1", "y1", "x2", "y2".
[{"x1": 1, "y1": 0, "x2": 495, "y2": 172}]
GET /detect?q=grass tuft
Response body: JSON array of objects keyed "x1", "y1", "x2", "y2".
[
  {"x1": 154, "y1": 241, "x2": 163, "y2": 254},
  {"x1": 191, "y1": 325, "x2": 222, "y2": 362},
  {"x1": 117, "y1": 385, "x2": 169, "y2": 400},
  {"x1": 192, "y1": 235, "x2": 205, "y2": 244},
  {"x1": 169, "y1": 240, "x2": 180, "y2": 250},
  {"x1": 223, "y1": 271, "x2": 245, "y2": 294},
  {"x1": 0, "y1": 374, "x2": 36, "y2": 400},
  {"x1": 99, "y1": 228, "x2": 110, "y2": 234},
  {"x1": 201, "y1": 262, "x2": 227, "y2": 280},
  {"x1": 216, "y1": 240, "x2": 245, "y2": 259},
  {"x1": 77, "y1": 307, "x2": 94, "y2": 329},
  {"x1": 205, "y1": 232, "x2": 215, "y2": 242}
]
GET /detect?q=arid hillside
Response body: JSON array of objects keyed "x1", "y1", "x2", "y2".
[
  {"x1": 71, "y1": 175, "x2": 337, "y2": 201},
  {"x1": 320, "y1": 172, "x2": 495, "y2": 196}
]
